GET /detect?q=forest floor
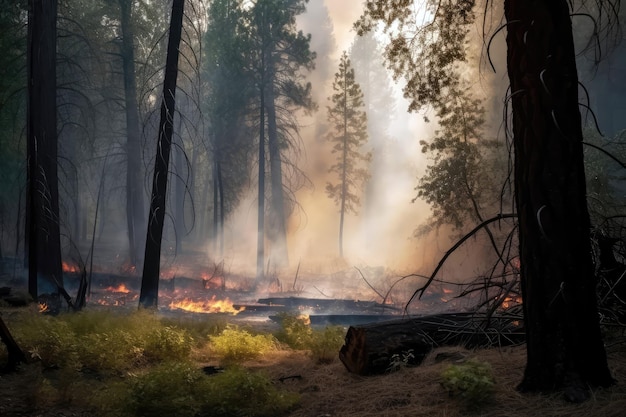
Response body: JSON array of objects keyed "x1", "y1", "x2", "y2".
[
  {"x1": 1, "y1": 318, "x2": 626, "y2": 417},
  {"x1": 2, "y1": 257, "x2": 626, "y2": 416}
]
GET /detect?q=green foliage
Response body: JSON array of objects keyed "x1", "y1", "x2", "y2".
[
  {"x1": 440, "y1": 359, "x2": 495, "y2": 410},
  {"x1": 126, "y1": 361, "x2": 212, "y2": 417},
  {"x1": 200, "y1": 366, "x2": 300, "y2": 417},
  {"x1": 274, "y1": 313, "x2": 344, "y2": 363},
  {"x1": 326, "y1": 51, "x2": 371, "y2": 217},
  {"x1": 12, "y1": 311, "x2": 80, "y2": 369},
  {"x1": 387, "y1": 349, "x2": 415, "y2": 372},
  {"x1": 209, "y1": 326, "x2": 276, "y2": 362},
  {"x1": 308, "y1": 326, "x2": 345, "y2": 364},
  {"x1": 12, "y1": 310, "x2": 195, "y2": 373},
  {"x1": 274, "y1": 312, "x2": 313, "y2": 349},
  {"x1": 98, "y1": 362, "x2": 299, "y2": 417}
]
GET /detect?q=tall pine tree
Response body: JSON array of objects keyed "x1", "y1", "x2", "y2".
[{"x1": 326, "y1": 51, "x2": 371, "y2": 258}]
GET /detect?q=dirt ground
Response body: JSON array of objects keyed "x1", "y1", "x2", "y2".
[{"x1": 2, "y1": 338, "x2": 626, "y2": 417}]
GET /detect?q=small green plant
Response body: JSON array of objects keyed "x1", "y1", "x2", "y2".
[
  {"x1": 200, "y1": 366, "x2": 300, "y2": 416},
  {"x1": 309, "y1": 326, "x2": 345, "y2": 363},
  {"x1": 440, "y1": 359, "x2": 495, "y2": 410},
  {"x1": 209, "y1": 326, "x2": 276, "y2": 362},
  {"x1": 387, "y1": 349, "x2": 415, "y2": 372},
  {"x1": 274, "y1": 313, "x2": 344, "y2": 362},
  {"x1": 273, "y1": 312, "x2": 313, "y2": 349}
]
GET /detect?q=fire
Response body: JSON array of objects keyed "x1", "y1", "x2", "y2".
[
  {"x1": 62, "y1": 261, "x2": 79, "y2": 273},
  {"x1": 169, "y1": 296, "x2": 245, "y2": 315},
  {"x1": 500, "y1": 295, "x2": 523, "y2": 309},
  {"x1": 104, "y1": 284, "x2": 131, "y2": 294},
  {"x1": 38, "y1": 302, "x2": 49, "y2": 313}
]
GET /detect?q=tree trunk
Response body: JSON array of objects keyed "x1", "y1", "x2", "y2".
[
  {"x1": 265, "y1": 81, "x2": 288, "y2": 267},
  {"x1": 504, "y1": 0, "x2": 614, "y2": 400},
  {"x1": 139, "y1": 0, "x2": 185, "y2": 309},
  {"x1": 119, "y1": 0, "x2": 146, "y2": 271},
  {"x1": 256, "y1": 86, "x2": 266, "y2": 284},
  {"x1": 26, "y1": 0, "x2": 63, "y2": 300},
  {"x1": 0, "y1": 316, "x2": 26, "y2": 372}
]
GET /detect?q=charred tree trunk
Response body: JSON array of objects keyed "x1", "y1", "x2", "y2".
[
  {"x1": 119, "y1": 0, "x2": 146, "y2": 271},
  {"x1": 339, "y1": 314, "x2": 524, "y2": 375},
  {"x1": 26, "y1": 0, "x2": 63, "y2": 300},
  {"x1": 505, "y1": 0, "x2": 613, "y2": 400},
  {"x1": 139, "y1": 0, "x2": 185, "y2": 309},
  {"x1": 0, "y1": 317, "x2": 26, "y2": 372}
]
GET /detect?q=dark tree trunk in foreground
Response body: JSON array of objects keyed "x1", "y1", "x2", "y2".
[
  {"x1": 505, "y1": 0, "x2": 614, "y2": 400},
  {"x1": 139, "y1": 0, "x2": 185, "y2": 309},
  {"x1": 0, "y1": 317, "x2": 26, "y2": 372},
  {"x1": 26, "y1": 0, "x2": 63, "y2": 299},
  {"x1": 119, "y1": 0, "x2": 146, "y2": 270}
]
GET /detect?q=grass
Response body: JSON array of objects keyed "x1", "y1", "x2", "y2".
[{"x1": 1, "y1": 307, "x2": 626, "y2": 417}]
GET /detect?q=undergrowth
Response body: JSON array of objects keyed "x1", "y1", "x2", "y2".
[
  {"x1": 273, "y1": 312, "x2": 345, "y2": 363},
  {"x1": 0, "y1": 308, "x2": 351, "y2": 416},
  {"x1": 209, "y1": 325, "x2": 277, "y2": 362},
  {"x1": 440, "y1": 358, "x2": 495, "y2": 411}
]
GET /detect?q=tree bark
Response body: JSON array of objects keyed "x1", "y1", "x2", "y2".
[
  {"x1": 505, "y1": 0, "x2": 614, "y2": 400},
  {"x1": 139, "y1": 0, "x2": 185, "y2": 309},
  {"x1": 0, "y1": 317, "x2": 27, "y2": 372},
  {"x1": 265, "y1": 80, "x2": 288, "y2": 267},
  {"x1": 26, "y1": 0, "x2": 63, "y2": 299},
  {"x1": 339, "y1": 313, "x2": 524, "y2": 375},
  {"x1": 256, "y1": 85, "x2": 266, "y2": 284},
  {"x1": 119, "y1": 0, "x2": 146, "y2": 270}
]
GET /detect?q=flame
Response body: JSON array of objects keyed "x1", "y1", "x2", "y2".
[
  {"x1": 500, "y1": 295, "x2": 523, "y2": 309},
  {"x1": 104, "y1": 284, "x2": 131, "y2": 294},
  {"x1": 169, "y1": 296, "x2": 245, "y2": 315},
  {"x1": 38, "y1": 302, "x2": 49, "y2": 313},
  {"x1": 62, "y1": 261, "x2": 79, "y2": 273}
]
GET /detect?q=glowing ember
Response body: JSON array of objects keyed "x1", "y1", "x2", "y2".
[
  {"x1": 500, "y1": 295, "x2": 522, "y2": 309},
  {"x1": 104, "y1": 284, "x2": 131, "y2": 294},
  {"x1": 62, "y1": 261, "x2": 79, "y2": 273},
  {"x1": 169, "y1": 296, "x2": 245, "y2": 315}
]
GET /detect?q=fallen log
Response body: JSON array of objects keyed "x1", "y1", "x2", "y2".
[{"x1": 339, "y1": 312, "x2": 524, "y2": 375}]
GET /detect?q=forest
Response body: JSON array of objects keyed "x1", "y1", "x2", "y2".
[{"x1": 1, "y1": 0, "x2": 626, "y2": 416}]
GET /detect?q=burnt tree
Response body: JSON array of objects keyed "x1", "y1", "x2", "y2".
[
  {"x1": 139, "y1": 0, "x2": 185, "y2": 309},
  {"x1": 26, "y1": 0, "x2": 63, "y2": 299},
  {"x1": 505, "y1": 0, "x2": 614, "y2": 400}
]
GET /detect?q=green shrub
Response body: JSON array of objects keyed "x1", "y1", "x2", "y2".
[
  {"x1": 126, "y1": 361, "x2": 212, "y2": 417},
  {"x1": 274, "y1": 313, "x2": 344, "y2": 363},
  {"x1": 209, "y1": 326, "x2": 276, "y2": 362},
  {"x1": 273, "y1": 313, "x2": 312, "y2": 349},
  {"x1": 440, "y1": 359, "x2": 495, "y2": 410},
  {"x1": 96, "y1": 362, "x2": 299, "y2": 417},
  {"x1": 12, "y1": 311, "x2": 80, "y2": 369},
  {"x1": 309, "y1": 326, "x2": 344, "y2": 363},
  {"x1": 200, "y1": 366, "x2": 299, "y2": 417},
  {"x1": 143, "y1": 325, "x2": 193, "y2": 362}
]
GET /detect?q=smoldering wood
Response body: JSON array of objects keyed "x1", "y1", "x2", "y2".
[
  {"x1": 339, "y1": 313, "x2": 524, "y2": 375},
  {"x1": 257, "y1": 297, "x2": 400, "y2": 313}
]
